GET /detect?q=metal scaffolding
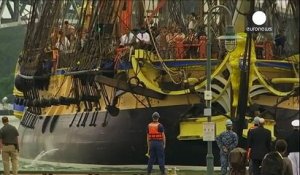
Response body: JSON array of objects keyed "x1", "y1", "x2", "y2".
[{"x1": 0, "y1": 0, "x2": 80, "y2": 28}]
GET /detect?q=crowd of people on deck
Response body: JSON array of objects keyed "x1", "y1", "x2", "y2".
[
  {"x1": 45, "y1": 14, "x2": 289, "y2": 75},
  {"x1": 39, "y1": 12, "x2": 292, "y2": 81},
  {"x1": 253, "y1": 29, "x2": 287, "y2": 59},
  {"x1": 119, "y1": 28, "x2": 288, "y2": 62},
  {"x1": 44, "y1": 20, "x2": 86, "y2": 73},
  {"x1": 117, "y1": 22, "x2": 208, "y2": 60},
  {"x1": 49, "y1": 20, "x2": 79, "y2": 54},
  {"x1": 216, "y1": 111, "x2": 299, "y2": 175},
  {"x1": 45, "y1": 16, "x2": 209, "y2": 74},
  {"x1": 117, "y1": 13, "x2": 289, "y2": 61}
]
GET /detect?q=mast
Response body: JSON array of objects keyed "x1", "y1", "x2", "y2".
[{"x1": 234, "y1": 0, "x2": 254, "y2": 144}]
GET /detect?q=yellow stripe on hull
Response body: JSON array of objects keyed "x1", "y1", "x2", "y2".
[
  {"x1": 271, "y1": 78, "x2": 299, "y2": 84},
  {"x1": 13, "y1": 111, "x2": 23, "y2": 119},
  {"x1": 178, "y1": 115, "x2": 275, "y2": 140}
]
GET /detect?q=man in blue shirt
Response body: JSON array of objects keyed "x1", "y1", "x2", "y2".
[{"x1": 216, "y1": 119, "x2": 238, "y2": 175}]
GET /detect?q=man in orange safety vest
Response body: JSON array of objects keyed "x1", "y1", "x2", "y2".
[{"x1": 146, "y1": 112, "x2": 166, "y2": 175}]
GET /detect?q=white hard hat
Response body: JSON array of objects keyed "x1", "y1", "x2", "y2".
[
  {"x1": 253, "y1": 117, "x2": 260, "y2": 125},
  {"x1": 226, "y1": 119, "x2": 233, "y2": 126},
  {"x1": 291, "y1": 119, "x2": 299, "y2": 127}
]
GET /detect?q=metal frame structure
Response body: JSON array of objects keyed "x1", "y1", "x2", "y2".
[
  {"x1": 205, "y1": 5, "x2": 234, "y2": 175},
  {"x1": 0, "y1": 0, "x2": 80, "y2": 28}
]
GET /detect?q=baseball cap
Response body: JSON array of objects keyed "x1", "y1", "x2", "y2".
[
  {"x1": 253, "y1": 116, "x2": 260, "y2": 125},
  {"x1": 291, "y1": 119, "x2": 299, "y2": 127},
  {"x1": 226, "y1": 119, "x2": 233, "y2": 126},
  {"x1": 152, "y1": 112, "x2": 160, "y2": 119}
]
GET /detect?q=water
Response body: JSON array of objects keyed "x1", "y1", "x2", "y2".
[
  {"x1": 23, "y1": 148, "x2": 59, "y2": 168},
  {"x1": 0, "y1": 158, "x2": 215, "y2": 174},
  {"x1": 18, "y1": 150, "x2": 215, "y2": 174}
]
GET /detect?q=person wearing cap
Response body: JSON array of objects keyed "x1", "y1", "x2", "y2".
[
  {"x1": 247, "y1": 117, "x2": 271, "y2": 175},
  {"x1": 252, "y1": 110, "x2": 261, "y2": 126},
  {"x1": 216, "y1": 119, "x2": 238, "y2": 175},
  {"x1": 286, "y1": 119, "x2": 299, "y2": 175},
  {"x1": 146, "y1": 112, "x2": 166, "y2": 175},
  {"x1": 0, "y1": 116, "x2": 19, "y2": 175}
]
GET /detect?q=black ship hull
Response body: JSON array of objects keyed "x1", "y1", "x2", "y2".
[
  {"x1": 19, "y1": 104, "x2": 224, "y2": 166},
  {"x1": 18, "y1": 102, "x2": 298, "y2": 166}
]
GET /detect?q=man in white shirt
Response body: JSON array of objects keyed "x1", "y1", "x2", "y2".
[
  {"x1": 136, "y1": 27, "x2": 151, "y2": 45},
  {"x1": 55, "y1": 31, "x2": 70, "y2": 52},
  {"x1": 63, "y1": 20, "x2": 76, "y2": 41},
  {"x1": 120, "y1": 29, "x2": 135, "y2": 47},
  {"x1": 188, "y1": 13, "x2": 197, "y2": 30}
]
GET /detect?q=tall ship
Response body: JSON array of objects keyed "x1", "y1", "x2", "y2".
[{"x1": 12, "y1": 0, "x2": 299, "y2": 166}]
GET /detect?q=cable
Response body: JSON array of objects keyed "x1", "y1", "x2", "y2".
[{"x1": 141, "y1": 1, "x2": 184, "y2": 85}]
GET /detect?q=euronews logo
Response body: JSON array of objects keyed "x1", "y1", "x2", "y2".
[{"x1": 246, "y1": 11, "x2": 272, "y2": 32}]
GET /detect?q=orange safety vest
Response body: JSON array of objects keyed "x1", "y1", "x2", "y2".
[{"x1": 148, "y1": 122, "x2": 163, "y2": 140}]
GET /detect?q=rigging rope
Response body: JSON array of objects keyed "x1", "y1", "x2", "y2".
[{"x1": 141, "y1": 0, "x2": 184, "y2": 85}]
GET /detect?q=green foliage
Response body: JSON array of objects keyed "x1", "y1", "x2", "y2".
[{"x1": 0, "y1": 26, "x2": 26, "y2": 99}]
